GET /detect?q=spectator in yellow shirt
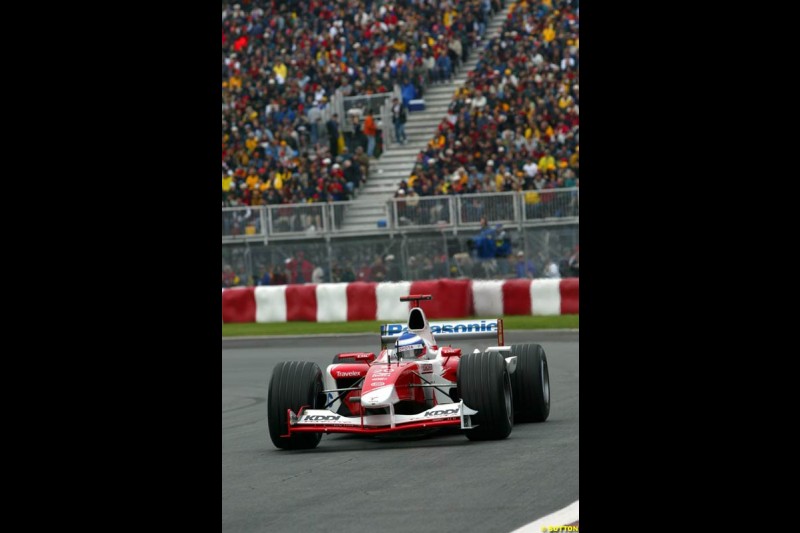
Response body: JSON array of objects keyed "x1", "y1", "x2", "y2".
[
  {"x1": 569, "y1": 147, "x2": 579, "y2": 169},
  {"x1": 273, "y1": 61, "x2": 288, "y2": 84},
  {"x1": 272, "y1": 173, "x2": 284, "y2": 191},
  {"x1": 538, "y1": 154, "x2": 556, "y2": 172},
  {"x1": 246, "y1": 172, "x2": 260, "y2": 190}
]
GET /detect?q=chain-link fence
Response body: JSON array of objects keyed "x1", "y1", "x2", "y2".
[{"x1": 222, "y1": 223, "x2": 578, "y2": 287}]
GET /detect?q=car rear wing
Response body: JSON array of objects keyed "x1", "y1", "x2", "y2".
[{"x1": 380, "y1": 318, "x2": 504, "y2": 346}]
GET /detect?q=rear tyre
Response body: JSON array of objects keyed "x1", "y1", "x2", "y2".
[
  {"x1": 267, "y1": 361, "x2": 325, "y2": 450},
  {"x1": 509, "y1": 343, "x2": 550, "y2": 422},
  {"x1": 458, "y1": 351, "x2": 513, "y2": 441}
]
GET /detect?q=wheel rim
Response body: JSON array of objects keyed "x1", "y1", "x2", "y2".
[{"x1": 541, "y1": 358, "x2": 550, "y2": 407}]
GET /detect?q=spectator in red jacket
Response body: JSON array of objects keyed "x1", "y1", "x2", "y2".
[
  {"x1": 285, "y1": 251, "x2": 314, "y2": 284},
  {"x1": 363, "y1": 110, "x2": 378, "y2": 158}
]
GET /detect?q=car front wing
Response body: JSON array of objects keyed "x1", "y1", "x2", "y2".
[{"x1": 283, "y1": 401, "x2": 478, "y2": 436}]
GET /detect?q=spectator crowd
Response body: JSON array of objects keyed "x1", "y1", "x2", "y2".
[
  {"x1": 222, "y1": 0, "x2": 507, "y2": 210},
  {"x1": 396, "y1": 0, "x2": 579, "y2": 215}
]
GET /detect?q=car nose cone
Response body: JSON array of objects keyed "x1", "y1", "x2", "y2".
[{"x1": 360, "y1": 385, "x2": 398, "y2": 408}]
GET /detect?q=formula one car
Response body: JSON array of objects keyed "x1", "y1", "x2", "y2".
[{"x1": 267, "y1": 294, "x2": 550, "y2": 449}]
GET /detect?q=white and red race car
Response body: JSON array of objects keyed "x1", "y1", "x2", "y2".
[{"x1": 267, "y1": 294, "x2": 550, "y2": 449}]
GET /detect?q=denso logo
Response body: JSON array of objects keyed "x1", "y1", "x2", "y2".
[
  {"x1": 303, "y1": 415, "x2": 341, "y2": 421},
  {"x1": 334, "y1": 371, "x2": 363, "y2": 378},
  {"x1": 424, "y1": 408, "x2": 459, "y2": 417}
]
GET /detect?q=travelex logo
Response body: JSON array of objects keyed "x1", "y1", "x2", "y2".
[{"x1": 383, "y1": 321, "x2": 498, "y2": 336}]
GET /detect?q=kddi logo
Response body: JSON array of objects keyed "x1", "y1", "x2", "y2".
[
  {"x1": 424, "y1": 408, "x2": 459, "y2": 417},
  {"x1": 303, "y1": 415, "x2": 341, "y2": 421}
]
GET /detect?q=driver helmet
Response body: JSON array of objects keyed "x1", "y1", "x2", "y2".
[{"x1": 395, "y1": 332, "x2": 427, "y2": 360}]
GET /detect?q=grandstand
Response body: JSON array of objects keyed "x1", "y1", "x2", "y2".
[{"x1": 222, "y1": 0, "x2": 578, "y2": 285}]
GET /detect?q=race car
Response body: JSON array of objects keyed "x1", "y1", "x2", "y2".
[{"x1": 267, "y1": 294, "x2": 550, "y2": 450}]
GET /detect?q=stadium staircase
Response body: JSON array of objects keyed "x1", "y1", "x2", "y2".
[{"x1": 340, "y1": 5, "x2": 511, "y2": 232}]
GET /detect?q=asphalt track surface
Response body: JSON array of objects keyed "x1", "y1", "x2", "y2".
[{"x1": 222, "y1": 331, "x2": 578, "y2": 533}]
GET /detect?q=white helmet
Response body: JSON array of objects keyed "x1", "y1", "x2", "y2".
[{"x1": 395, "y1": 332, "x2": 427, "y2": 360}]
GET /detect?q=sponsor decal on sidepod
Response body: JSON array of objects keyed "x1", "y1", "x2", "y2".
[{"x1": 334, "y1": 370, "x2": 364, "y2": 378}]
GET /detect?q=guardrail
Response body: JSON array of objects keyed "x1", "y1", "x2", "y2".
[{"x1": 222, "y1": 188, "x2": 578, "y2": 243}]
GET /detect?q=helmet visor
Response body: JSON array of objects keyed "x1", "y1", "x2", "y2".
[{"x1": 397, "y1": 342, "x2": 425, "y2": 359}]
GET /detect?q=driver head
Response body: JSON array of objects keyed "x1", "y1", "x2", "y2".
[{"x1": 395, "y1": 332, "x2": 427, "y2": 360}]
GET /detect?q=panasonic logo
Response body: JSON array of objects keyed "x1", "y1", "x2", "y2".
[
  {"x1": 384, "y1": 321, "x2": 497, "y2": 336},
  {"x1": 431, "y1": 322, "x2": 497, "y2": 334},
  {"x1": 424, "y1": 408, "x2": 459, "y2": 417},
  {"x1": 385, "y1": 324, "x2": 408, "y2": 335}
]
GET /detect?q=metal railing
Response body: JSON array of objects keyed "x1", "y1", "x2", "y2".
[
  {"x1": 222, "y1": 206, "x2": 266, "y2": 239},
  {"x1": 222, "y1": 188, "x2": 578, "y2": 243},
  {"x1": 341, "y1": 93, "x2": 393, "y2": 132},
  {"x1": 388, "y1": 188, "x2": 579, "y2": 232},
  {"x1": 266, "y1": 202, "x2": 327, "y2": 237},
  {"x1": 339, "y1": 91, "x2": 394, "y2": 153},
  {"x1": 393, "y1": 195, "x2": 456, "y2": 229}
]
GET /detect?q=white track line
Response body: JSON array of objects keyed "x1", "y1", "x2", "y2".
[{"x1": 509, "y1": 500, "x2": 579, "y2": 533}]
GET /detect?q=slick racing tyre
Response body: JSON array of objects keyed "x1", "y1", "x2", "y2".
[
  {"x1": 267, "y1": 361, "x2": 325, "y2": 450},
  {"x1": 458, "y1": 351, "x2": 513, "y2": 441},
  {"x1": 509, "y1": 343, "x2": 550, "y2": 423}
]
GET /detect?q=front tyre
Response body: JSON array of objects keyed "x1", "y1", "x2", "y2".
[
  {"x1": 458, "y1": 351, "x2": 513, "y2": 440},
  {"x1": 267, "y1": 361, "x2": 325, "y2": 450},
  {"x1": 509, "y1": 343, "x2": 550, "y2": 422}
]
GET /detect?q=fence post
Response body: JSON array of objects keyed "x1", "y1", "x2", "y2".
[
  {"x1": 450, "y1": 196, "x2": 457, "y2": 235},
  {"x1": 243, "y1": 242, "x2": 253, "y2": 287},
  {"x1": 260, "y1": 206, "x2": 268, "y2": 244},
  {"x1": 454, "y1": 195, "x2": 462, "y2": 234},
  {"x1": 326, "y1": 235, "x2": 333, "y2": 283}
]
